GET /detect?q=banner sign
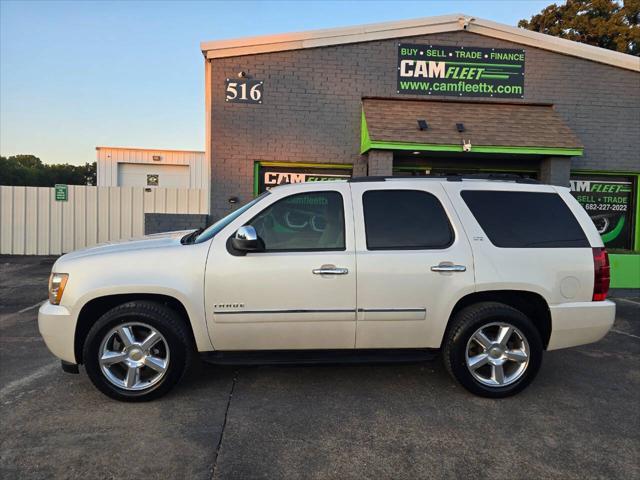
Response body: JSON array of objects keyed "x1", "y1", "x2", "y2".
[
  {"x1": 257, "y1": 165, "x2": 352, "y2": 193},
  {"x1": 225, "y1": 78, "x2": 263, "y2": 104},
  {"x1": 54, "y1": 184, "x2": 68, "y2": 201},
  {"x1": 397, "y1": 44, "x2": 525, "y2": 98},
  {"x1": 570, "y1": 175, "x2": 636, "y2": 249},
  {"x1": 146, "y1": 174, "x2": 159, "y2": 187}
]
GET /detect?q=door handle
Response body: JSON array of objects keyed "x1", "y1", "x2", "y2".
[
  {"x1": 431, "y1": 263, "x2": 467, "y2": 273},
  {"x1": 313, "y1": 265, "x2": 349, "y2": 275}
]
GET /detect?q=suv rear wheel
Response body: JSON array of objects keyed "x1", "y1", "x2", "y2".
[
  {"x1": 83, "y1": 301, "x2": 192, "y2": 401},
  {"x1": 443, "y1": 302, "x2": 543, "y2": 398}
]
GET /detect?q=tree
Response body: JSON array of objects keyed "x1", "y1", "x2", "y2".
[
  {"x1": 519, "y1": 0, "x2": 640, "y2": 55},
  {"x1": 0, "y1": 155, "x2": 96, "y2": 186}
]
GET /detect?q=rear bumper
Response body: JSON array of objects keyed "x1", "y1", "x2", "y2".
[
  {"x1": 547, "y1": 300, "x2": 616, "y2": 351},
  {"x1": 38, "y1": 302, "x2": 77, "y2": 363}
]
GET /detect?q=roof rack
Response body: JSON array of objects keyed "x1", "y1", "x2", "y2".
[
  {"x1": 348, "y1": 174, "x2": 539, "y2": 184},
  {"x1": 445, "y1": 173, "x2": 539, "y2": 184}
]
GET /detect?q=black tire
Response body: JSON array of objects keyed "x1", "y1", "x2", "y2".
[
  {"x1": 83, "y1": 301, "x2": 193, "y2": 402},
  {"x1": 442, "y1": 301, "x2": 543, "y2": 398}
]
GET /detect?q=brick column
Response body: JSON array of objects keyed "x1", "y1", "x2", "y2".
[
  {"x1": 539, "y1": 156, "x2": 571, "y2": 187},
  {"x1": 367, "y1": 150, "x2": 393, "y2": 176},
  {"x1": 352, "y1": 156, "x2": 368, "y2": 177}
]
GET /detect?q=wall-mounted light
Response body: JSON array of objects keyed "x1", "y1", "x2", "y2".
[
  {"x1": 456, "y1": 123, "x2": 465, "y2": 133},
  {"x1": 417, "y1": 119, "x2": 428, "y2": 131},
  {"x1": 412, "y1": 151, "x2": 420, "y2": 155},
  {"x1": 152, "y1": 155, "x2": 162, "y2": 161},
  {"x1": 228, "y1": 196, "x2": 239, "y2": 204}
]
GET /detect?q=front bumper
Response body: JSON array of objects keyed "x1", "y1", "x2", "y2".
[
  {"x1": 547, "y1": 300, "x2": 616, "y2": 350},
  {"x1": 38, "y1": 302, "x2": 77, "y2": 363}
]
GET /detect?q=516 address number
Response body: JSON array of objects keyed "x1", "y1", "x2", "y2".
[{"x1": 225, "y1": 79, "x2": 263, "y2": 104}]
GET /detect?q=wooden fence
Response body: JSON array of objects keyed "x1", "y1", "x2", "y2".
[{"x1": 0, "y1": 185, "x2": 208, "y2": 255}]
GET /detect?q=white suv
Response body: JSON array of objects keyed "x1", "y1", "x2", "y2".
[{"x1": 39, "y1": 177, "x2": 615, "y2": 401}]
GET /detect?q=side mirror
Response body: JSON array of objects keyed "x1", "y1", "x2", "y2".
[{"x1": 231, "y1": 225, "x2": 264, "y2": 253}]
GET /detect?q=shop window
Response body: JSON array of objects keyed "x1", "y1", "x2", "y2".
[
  {"x1": 362, "y1": 190, "x2": 453, "y2": 250},
  {"x1": 249, "y1": 191, "x2": 345, "y2": 251},
  {"x1": 570, "y1": 174, "x2": 637, "y2": 250},
  {"x1": 461, "y1": 191, "x2": 589, "y2": 248}
]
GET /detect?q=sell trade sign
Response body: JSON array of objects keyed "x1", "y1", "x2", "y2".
[
  {"x1": 570, "y1": 175, "x2": 636, "y2": 250},
  {"x1": 397, "y1": 44, "x2": 525, "y2": 98}
]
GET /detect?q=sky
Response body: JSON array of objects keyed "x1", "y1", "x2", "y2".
[{"x1": 0, "y1": 0, "x2": 552, "y2": 165}]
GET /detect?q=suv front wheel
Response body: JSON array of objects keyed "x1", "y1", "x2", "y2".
[
  {"x1": 443, "y1": 302, "x2": 543, "y2": 398},
  {"x1": 83, "y1": 301, "x2": 193, "y2": 401}
]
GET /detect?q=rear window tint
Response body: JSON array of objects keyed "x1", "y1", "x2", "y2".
[{"x1": 461, "y1": 190, "x2": 589, "y2": 248}]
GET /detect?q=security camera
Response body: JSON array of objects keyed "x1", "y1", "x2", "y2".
[
  {"x1": 238, "y1": 71, "x2": 247, "y2": 78},
  {"x1": 459, "y1": 16, "x2": 475, "y2": 30}
]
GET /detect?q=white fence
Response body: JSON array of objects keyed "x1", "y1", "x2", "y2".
[{"x1": 0, "y1": 185, "x2": 208, "y2": 255}]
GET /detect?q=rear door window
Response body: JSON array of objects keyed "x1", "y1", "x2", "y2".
[
  {"x1": 461, "y1": 190, "x2": 589, "y2": 248},
  {"x1": 363, "y1": 190, "x2": 453, "y2": 250}
]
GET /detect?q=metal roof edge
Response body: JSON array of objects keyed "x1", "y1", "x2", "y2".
[
  {"x1": 95, "y1": 146, "x2": 205, "y2": 154},
  {"x1": 200, "y1": 13, "x2": 640, "y2": 72}
]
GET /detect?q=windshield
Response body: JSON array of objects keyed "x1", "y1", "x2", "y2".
[{"x1": 194, "y1": 191, "x2": 270, "y2": 244}]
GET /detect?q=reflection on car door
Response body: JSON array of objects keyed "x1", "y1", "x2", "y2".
[{"x1": 204, "y1": 184, "x2": 357, "y2": 350}]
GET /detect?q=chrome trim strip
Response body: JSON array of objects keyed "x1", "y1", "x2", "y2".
[
  {"x1": 357, "y1": 308, "x2": 426, "y2": 313},
  {"x1": 214, "y1": 309, "x2": 357, "y2": 315}
]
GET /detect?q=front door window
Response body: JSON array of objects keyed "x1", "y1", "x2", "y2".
[{"x1": 250, "y1": 191, "x2": 345, "y2": 251}]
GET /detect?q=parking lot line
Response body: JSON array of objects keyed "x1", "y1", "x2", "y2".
[
  {"x1": 610, "y1": 329, "x2": 640, "y2": 340},
  {"x1": 0, "y1": 361, "x2": 58, "y2": 402},
  {"x1": 614, "y1": 298, "x2": 640, "y2": 306},
  {"x1": 17, "y1": 300, "x2": 47, "y2": 314}
]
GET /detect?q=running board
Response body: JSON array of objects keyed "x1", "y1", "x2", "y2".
[{"x1": 199, "y1": 348, "x2": 439, "y2": 366}]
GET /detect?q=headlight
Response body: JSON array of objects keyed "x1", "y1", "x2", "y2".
[{"x1": 48, "y1": 273, "x2": 69, "y2": 305}]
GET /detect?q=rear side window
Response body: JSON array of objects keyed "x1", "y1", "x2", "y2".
[
  {"x1": 363, "y1": 190, "x2": 453, "y2": 250},
  {"x1": 461, "y1": 190, "x2": 589, "y2": 248}
]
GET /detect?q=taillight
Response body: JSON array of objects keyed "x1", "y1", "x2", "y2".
[{"x1": 592, "y1": 247, "x2": 610, "y2": 301}]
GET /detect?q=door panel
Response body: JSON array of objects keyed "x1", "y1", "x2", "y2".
[
  {"x1": 117, "y1": 163, "x2": 190, "y2": 188},
  {"x1": 351, "y1": 182, "x2": 475, "y2": 349},
  {"x1": 204, "y1": 184, "x2": 356, "y2": 350}
]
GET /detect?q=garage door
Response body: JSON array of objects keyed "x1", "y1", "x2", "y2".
[{"x1": 117, "y1": 163, "x2": 191, "y2": 188}]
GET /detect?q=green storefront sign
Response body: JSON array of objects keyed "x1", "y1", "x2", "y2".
[
  {"x1": 570, "y1": 173, "x2": 640, "y2": 289},
  {"x1": 254, "y1": 162, "x2": 352, "y2": 195},
  {"x1": 54, "y1": 184, "x2": 68, "y2": 201},
  {"x1": 570, "y1": 175, "x2": 636, "y2": 250},
  {"x1": 397, "y1": 44, "x2": 525, "y2": 98}
]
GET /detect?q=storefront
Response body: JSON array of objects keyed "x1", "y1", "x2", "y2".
[{"x1": 201, "y1": 14, "x2": 640, "y2": 288}]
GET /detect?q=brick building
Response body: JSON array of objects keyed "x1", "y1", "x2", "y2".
[{"x1": 201, "y1": 14, "x2": 640, "y2": 288}]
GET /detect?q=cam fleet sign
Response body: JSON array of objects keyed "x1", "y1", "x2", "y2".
[
  {"x1": 397, "y1": 44, "x2": 525, "y2": 98},
  {"x1": 570, "y1": 175, "x2": 636, "y2": 250},
  {"x1": 257, "y1": 165, "x2": 352, "y2": 193}
]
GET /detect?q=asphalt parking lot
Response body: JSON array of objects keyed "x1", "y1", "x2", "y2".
[{"x1": 0, "y1": 256, "x2": 639, "y2": 479}]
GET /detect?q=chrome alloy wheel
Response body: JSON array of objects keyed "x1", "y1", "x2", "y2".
[
  {"x1": 465, "y1": 322, "x2": 530, "y2": 387},
  {"x1": 98, "y1": 322, "x2": 170, "y2": 391}
]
